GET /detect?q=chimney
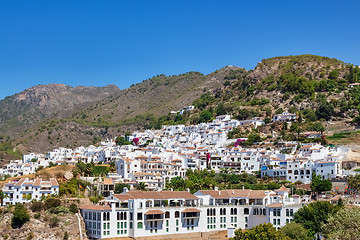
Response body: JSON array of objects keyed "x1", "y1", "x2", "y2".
[
  {"x1": 186, "y1": 188, "x2": 190, "y2": 192},
  {"x1": 214, "y1": 186, "x2": 219, "y2": 191},
  {"x1": 171, "y1": 188, "x2": 173, "y2": 191},
  {"x1": 232, "y1": 190, "x2": 234, "y2": 195},
  {"x1": 122, "y1": 187, "x2": 129, "y2": 193},
  {"x1": 242, "y1": 186, "x2": 245, "y2": 190}
]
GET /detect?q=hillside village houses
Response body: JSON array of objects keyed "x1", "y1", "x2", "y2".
[
  {"x1": 0, "y1": 112, "x2": 352, "y2": 237},
  {"x1": 0, "y1": 114, "x2": 348, "y2": 189}
]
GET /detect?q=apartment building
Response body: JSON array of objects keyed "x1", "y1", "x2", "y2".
[
  {"x1": 2, "y1": 178, "x2": 59, "y2": 205},
  {"x1": 80, "y1": 187, "x2": 304, "y2": 239}
]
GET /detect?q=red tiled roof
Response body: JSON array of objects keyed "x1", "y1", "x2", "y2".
[
  {"x1": 80, "y1": 205, "x2": 111, "y2": 211},
  {"x1": 182, "y1": 208, "x2": 201, "y2": 213},
  {"x1": 50, "y1": 178, "x2": 59, "y2": 186},
  {"x1": 145, "y1": 210, "x2": 165, "y2": 215}
]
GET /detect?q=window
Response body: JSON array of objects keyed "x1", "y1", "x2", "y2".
[
  {"x1": 244, "y1": 208, "x2": 249, "y2": 215},
  {"x1": 165, "y1": 211, "x2": 170, "y2": 218},
  {"x1": 290, "y1": 209, "x2": 294, "y2": 217},
  {"x1": 137, "y1": 222, "x2": 143, "y2": 229},
  {"x1": 273, "y1": 219, "x2": 276, "y2": 225},
  {"x1": 137, "y1": 213, "x2": 143, "y2": 220},
  {"x1": 286, "y1": 209, "x2": 289, "y2": 217},
  {"x1": 175, "y1": 211, "x2": 180, "y2": 218},
  {"x1": 277, "y1": 219, "x2": 280, "y2": 225}
]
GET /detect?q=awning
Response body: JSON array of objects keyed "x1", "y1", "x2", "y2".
[
  {"x1": 145, "y1": 210, "x2": 165, "y2": 215},
  {"x1": 182, "y1": 208, "x2": 201, "y2": 213}
]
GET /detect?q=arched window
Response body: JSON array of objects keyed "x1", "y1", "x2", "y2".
[
  {"x1": 117, "y1": 212, "x2": 120, "y2": 220},
  {"x1": 175, "y1": 211, "x2": 180, "y2": 218},
  {"x1": 137, "y1": 222, "x2": 143, "y2": 229},
  {"x1": 294, "y1": 170, "x2": 299, "y2": 175},
  {"x1": 124, "y1": 212, "x2": 127, "y2": 220},
  {"x1": 103, "y1": 212, "x2": 106, "y2": 221},
  {"x1": 262, "y1": 208, "x2": 266, "y2": 215},
  {"x1": 234, "y1": 208, "x2": 237, "y2": 215},
  {"x1": 290, "y1": 209, "x2": 294, "y2": 216},
  {"x1": 165, "y1": 211, "x2": 170, "y2": 218},
  {"x1": 286, "y1": 209, "x2": 289, "y2": 217},
  {"x1": 220, "y1": 208, "x2": 223, "y2": 215},
  {"x1": 212, "y1": 208, "x2": 216, "y2": 216},
  {"x1": 230, "y1": 208, "x2": 234, "y2": 215},
  {"x1": 244, "y1": 208, "x2": 249, "y2": 215},
  {"x1": 223, "y1": 208, "x2": 226, "y2": 215},
  {"x1": 207, "y1": 209, "x2": 210, "y2": 216}
]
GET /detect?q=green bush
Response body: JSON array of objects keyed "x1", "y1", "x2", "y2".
[
  {"x1": 34, "y1": 212, "x2": 41, "y2": 219},
  {"x1": 50, "y1": 206, "x2": 69, "y2": 214},
  {"x1": 30, "y1": 201, "x2": 43, "y2": 212},
  {"x1": 11, "y1": 203, "x2": 30, "y2": 228},
  {"x1": 44, "y1": 198, "x2": 61, "y2": 210},
  {"x1": 49, "y1": 215, "x2": 59, "y2": 228},
  {"x1": 69, "y1": 204, "x2": 78, "y2": 214}
]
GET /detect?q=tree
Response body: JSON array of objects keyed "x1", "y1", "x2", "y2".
[
  {"x1": 311, "y1": 172, "x2": 332, "y2": 199},
  {"x1": 322, "y1": 206, "x2": 360, "y2": 240},
  {"x1": 294, "y1": 201, "x2": 341, "y2": 237},
  {"x1": 216, "y1": 103, "x2": 226, "y2": 116},
  {"x1": 328, "y1": 70, "x2": 339, "y2": 80},
  {"x1": 280, "y1": 222, "x2": 310, "y2": 240},
  {"x1": 114, "y1": 183, "x2": 130, "y2": 194},
  {"x1": 199, "y1": 110, "x2": 212, "y2": 123},
  {"x1": 109, "y1": 162, "x2": 116, "y2": 172},
  {"x1": 308, "y1": 123, "x2": 325, "y2": 134},
  {"x1": 316, "y1": 101, "x2": 334, "y2": 121},
  {"x1": 347, "y1": 174, "x2": 360, "y2": 193},
  {"x1": 231, "y1": 223, "x2": 290, "y2": 240},
  {"x1": 0, "y1": 190, "x2": 7, "y2": 206},
  {"x1": 11, "y1": 203, "x2": 30, "y2": 228},
  {"x1": 115, "y1": 136, "x2": 131, "y2": 146},
  {"x1": 136, "y1": 182, "x2": 147, "y2": 191}
]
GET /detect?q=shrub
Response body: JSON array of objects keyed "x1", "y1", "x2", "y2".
[
  {"x1": 63, "y1": 231, "x2": 69, "y2": 240},
  {"x1": 69, "y1": 203, "x2": 78, "y2": 214},
  {"x1": 50, "y1": 206, "x2": 69, "y2": 214},
  {"x1": 26, "y1": 232, "x2": 34, "y2": 240},
  {"x1": 34, "y1": 212, "x2": 41, "y2": 219},
  {"x1": 11, "y1": 203, "x2": 30, "y2": 228},
  {"x1": 44, "y1": 198, "x2": 61, "y2": 210},
  {"x1": 49, "y1": 215, "x2": 59, "y2": 228},
  {"x1": 30, "y1": 201, "x2": 43, "y2": 212}
]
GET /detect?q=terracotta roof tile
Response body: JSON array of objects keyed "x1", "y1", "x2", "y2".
[
  {"x1": 182, "y1": 208, "x2": 201, "y2": 213},
  {"x1": 80, "y1": 205, "x2": 111, "y2": 211},
  {"x1": 145, "y1": 210, "x2": 165, "y2": 215}
]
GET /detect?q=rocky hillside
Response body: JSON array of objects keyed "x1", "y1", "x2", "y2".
[
  {"x1": 0, "y1": 84, "x2": 120, "y2": 135},
  {"x1": 1, "y1": 54, "x2": 359, "y2": 155},
  {"x1": 0, "y1": 202, "x2": 88, "y2": 240}
]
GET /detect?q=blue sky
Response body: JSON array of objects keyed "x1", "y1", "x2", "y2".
[{"x1": 1, "y1": 0, "x2": 359, "y2": 99}]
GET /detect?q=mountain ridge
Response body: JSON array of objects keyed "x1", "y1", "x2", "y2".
[{"x1": 0, "y1": 54, "x2": 359, "y2": 160}]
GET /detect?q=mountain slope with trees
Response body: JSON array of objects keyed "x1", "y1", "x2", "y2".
[{"x1": 1, "y1": 54, "x2": 359, "y2": 157}]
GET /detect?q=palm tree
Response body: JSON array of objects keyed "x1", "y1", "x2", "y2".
[{"x1": 136, "y1": 182, "x2": 147, "y2": 191}]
